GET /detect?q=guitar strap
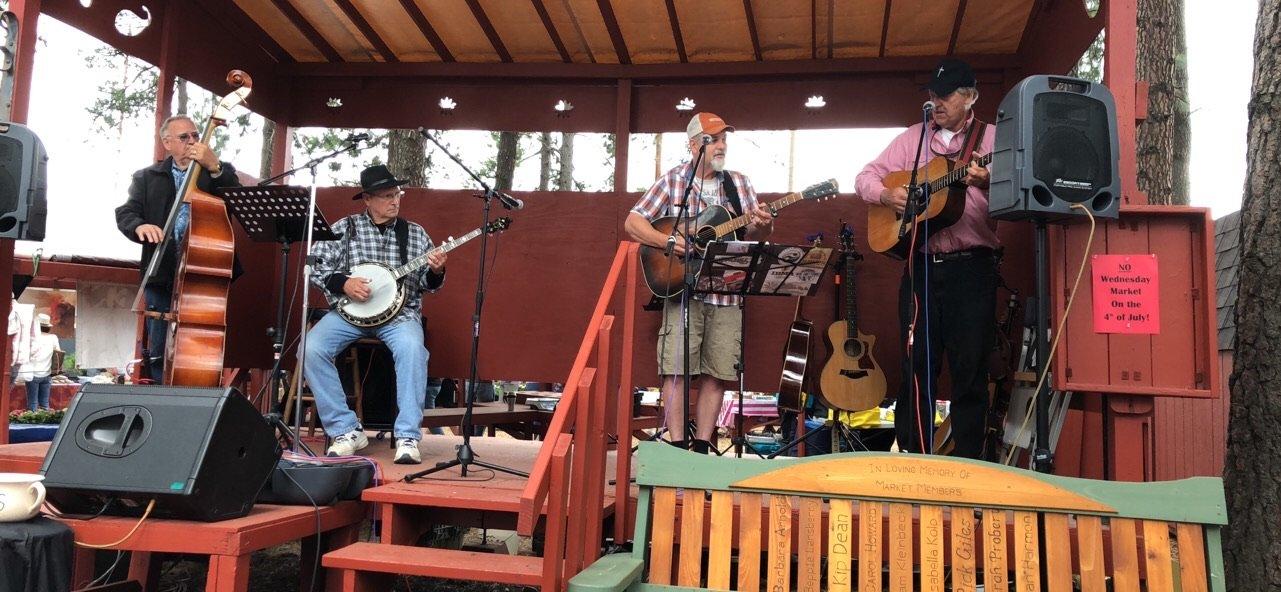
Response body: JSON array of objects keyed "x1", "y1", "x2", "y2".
[
  {"x1": 394, "y1": 218, "x2": 409, "y2": 266},
  {"x1": 958, "y1": 119, "x2": 998, "y2": 233},
  {"x1": 721, "y1": 173, "x2": 746, "y2": 240}
]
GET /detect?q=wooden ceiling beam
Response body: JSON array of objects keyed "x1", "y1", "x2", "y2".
[
  {"x1": 530, "y1": 0, "x2": 572, "y2": 62},
  {"x1": 269, "y1": 0, "x2": 343, "y2": 62},
  {"x1": 743, "y1": 0, "x2": 761, "y2": 61},
  {"x1": 333, "y1": 0, "x2": 400, "y2": 62},
  {"x1": 282, "y1": 54, "x2": 1015, "y2": 80},
  {"x1": 947, "y1": 0, "x2": 969, "y2": 55},
  {"x1": 465, "y1": 0, "x2": 513, "y2": 62},
  {"x1": 192, "y1": 0, "x2": 292, "y2": 64},
  {"x1": 595, "y1": 0, "x2": 631, "y2": 65},
  {"x1": 398, "y1": 0, "x2": 456, "y2": 62},
  {"x1": 664, "y1": 0, "x2": 687, "y2": 63},
  {"x1": 811, "y1": 0, "x2": 818, "y2": 59},
  {"x1": 878, "y1": 0, "x2": 893, "y2": 57}
]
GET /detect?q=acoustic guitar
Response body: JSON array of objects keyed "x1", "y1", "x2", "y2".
[
  {"x1": 866, "y1": 153, "x2": 992, "y2": 258},
  {"x1": 640, "y1": 179, "x2": 838, "y2": 297},
  {"x1": 776, "y1": 237, "x2": 822, "y2": 413},
  {"x1": 818, "y1": 225, "x2": 887, "y2": 412}
]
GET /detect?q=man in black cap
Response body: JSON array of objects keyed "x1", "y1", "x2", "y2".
[
  {"x1": 305, "y1": 165, "x2": 447, "y2": 463},
  {"x1": 115, "y1": 115, "x2": 241, "y2": 383},
  {"x1": 854, "y1": 58, "x2": 999, "y2": 459}
]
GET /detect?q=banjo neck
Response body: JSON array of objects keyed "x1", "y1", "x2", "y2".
[{"x1": 390, "y1": 226, "x2": 485, "y2": 280}]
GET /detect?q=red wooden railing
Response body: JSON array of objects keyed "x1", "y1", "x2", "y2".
[{"x1": 519, "y1": 241, "x2": 641, "y2": 589}]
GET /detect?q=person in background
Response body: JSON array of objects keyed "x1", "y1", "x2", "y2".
[{"x1": 24, "y1": 313, "x2": 61, "y2": 411}]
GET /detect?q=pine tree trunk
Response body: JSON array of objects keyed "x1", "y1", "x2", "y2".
[
  {"x1": 494, "y1": 131, "x2": 520, "y2": 191},
  {"x1": 1224, "y1": 1, "x2": 1281, "y2": 588},
  {"x1": 538, "y1": 132, "x2": 553, "y2": 191},
  {"x1": 387, "y1": 129, "x2": 428, "y2": 186},
  {"x1": 557, "y1": 132, "x2": 575, "y2": 190},
  {"x1": 176, "y1": 77, "x2": 189, "y2": 115},
  {"x1": 1135, "y1": 0, "x2": 1190, "y2": 205},
  {"x1": 259, "y1": 119, "x2": 276, "y2": 180}
]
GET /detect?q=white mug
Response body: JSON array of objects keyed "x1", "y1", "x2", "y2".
[{"x1": 0, "y1": 473, "x2": 46, "y2": 522}]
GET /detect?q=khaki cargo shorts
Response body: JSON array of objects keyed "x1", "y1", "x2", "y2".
[{"x1": 658, "y1": 299, "x2": 742, "y2": 381}]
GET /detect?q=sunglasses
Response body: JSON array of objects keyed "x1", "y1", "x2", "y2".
[{"x1": 168, "y1": 132, "x2": 200, "y2": 142}]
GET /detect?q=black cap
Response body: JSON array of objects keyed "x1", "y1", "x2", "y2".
[
  {"x1": 353, "y1": 164, "x2": 409, "y2": 200},
  {"x1": 925, "y1": 58, "x2": 977, "y2": 97}
]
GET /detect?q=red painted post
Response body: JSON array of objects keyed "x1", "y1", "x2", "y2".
[
  {"x1": 153, "y1": 2, "x2": 178, "y2": 162},
  {"x1": 613, "y1": 79, "x2": 631, "y2": 193},
  {"x1": 269, "y1": 123, "x2": 293, "y2": 179},
  {"x1": 8, "y1": 0, "x2": 40, "y2": 124},
  {"x1": 614, "y1": 243, "x2": 639, "y2": 543},
  {"x1": 1103, "y1": 0, "x2": 1140, "y2": 205}
]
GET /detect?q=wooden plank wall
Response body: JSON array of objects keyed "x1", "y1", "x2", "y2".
[{"x1": 1152, "y1": 351, "x2": 1231, "y2": 479}]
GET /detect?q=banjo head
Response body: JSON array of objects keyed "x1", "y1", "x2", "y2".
[{"x1": 341, "y1": 263, "x2": 401, "y2": 321}]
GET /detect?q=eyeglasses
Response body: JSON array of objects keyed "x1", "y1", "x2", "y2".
[
  {"x1": 368, "y1": 190, "x2": 404, "y2": 200},
  {"x1": 167, "y1": 132, "x2": 200, "y2": 143}
]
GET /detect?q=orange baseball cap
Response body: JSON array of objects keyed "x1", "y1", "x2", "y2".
[{"x1": 686, "y1": 112, "x2": 734, "y2": 140}]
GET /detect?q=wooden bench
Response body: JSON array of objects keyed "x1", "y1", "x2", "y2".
[{"x1": 569, "y1": 442, "x2": 1227, "y2": 592}]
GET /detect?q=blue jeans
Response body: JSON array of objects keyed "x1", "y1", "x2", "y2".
[
  {"x1": 26, "y1": 375, "x2": 51, "y2": 410},
  {"x1": 303, "y1": 312, "x2": 428, "y2": 441},
  {"x1": 144, "y1": 283, "x2": 172, "y2": 383}
]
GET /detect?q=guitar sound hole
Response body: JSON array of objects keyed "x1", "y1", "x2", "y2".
[{"x1": 843, "y1": 339, "x2": 864, "y2": 358}]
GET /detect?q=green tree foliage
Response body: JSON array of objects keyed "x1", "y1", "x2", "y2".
[
  {"x1": 83, "y1": 48, "x2": 156, "y2": 138},
  {"x1": 1070, "y1": 0, "x2": 1104, "y2": 83}
]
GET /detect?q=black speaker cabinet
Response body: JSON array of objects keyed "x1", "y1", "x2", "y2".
[
  {"x1": 990, "y1": 75, "x2": 1121, "y2": 221},
  {"x1": 39, "y1": 384, "x2": 281, "y2": 521},
  {"x1": 0, "y1": 121, "x2": 47, "y2": 240}
]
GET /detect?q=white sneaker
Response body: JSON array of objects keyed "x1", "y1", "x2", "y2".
[
  {"x1": 326, "y1": 430, "x2": 369, "y2": 457},
  {"x1": 394, "y1": 438, "x2": 422, "y2": 464}
]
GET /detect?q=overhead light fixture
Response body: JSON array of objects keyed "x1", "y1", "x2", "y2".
[
  {"x1": 326, "y1": 97, "x2": 343, "y2": 108},
  {"x1": 805, "y1": 95, "x2": 826, "y2": 109},
  {"x1": 676, "y1": 97, "x2": 696, "y2": 112},
  {"x1": 439, "y1": 97, "x2": 457, "y2": 114},
  {"x1": 554, "y1": 100, "x2": 573, "y2": 117}
]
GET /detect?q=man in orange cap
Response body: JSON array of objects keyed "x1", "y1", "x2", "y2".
[{"x1": 625, "y1": 112, "x2": 776, "y2": 453}]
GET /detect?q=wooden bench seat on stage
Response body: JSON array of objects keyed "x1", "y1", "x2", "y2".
[
  {"x1": 569, "y1": 442, "x2": 1228, "y2": 592},
  {"x1": 64, "y1": 501, "x2": 366, "y2": 592}
]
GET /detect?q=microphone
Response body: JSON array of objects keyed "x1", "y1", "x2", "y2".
[
  {"x1": 344, "y1": 132, "x2": 370, "y2": 143},
  {"x1": 923, "y1": 100, "x2": 936, "y2": 114},
  {"x1": 496, "y1": 191, "x2": 524, "y2": 211},
  {"x1": 701, "y1": 134, "x2": 713, "y2": 145}
]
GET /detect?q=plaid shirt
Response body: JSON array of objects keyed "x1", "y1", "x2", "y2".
[
  {"x1": 632, "y1": 162, "x2": 760, "y2": 306},
  {"x1": 309, "y1": 212, "x2": 445, "y2": 326}
]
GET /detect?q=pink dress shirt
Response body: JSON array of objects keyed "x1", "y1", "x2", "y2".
[{"x1": 855, "y1": 114, "x2": 1000, "y2": 254}]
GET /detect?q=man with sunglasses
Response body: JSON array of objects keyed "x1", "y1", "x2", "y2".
[
  {"x1": 304, "y1": 165, "x2": 447, "y2": 464},
  {"x1": 115, "y1": 115, "x2": 241, "y2": 383}
]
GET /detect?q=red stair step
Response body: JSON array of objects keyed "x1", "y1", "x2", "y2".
[
  {"x1": 362, "y1": 480, "x2": 524, "y2": 512},
  {"x1": 324, "y1": 542, "x2": 542, "y2": 588}
]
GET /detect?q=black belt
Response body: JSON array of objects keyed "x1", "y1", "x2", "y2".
[{"x1": 925, "y1": 247, "x2": 995, "y2": 264}]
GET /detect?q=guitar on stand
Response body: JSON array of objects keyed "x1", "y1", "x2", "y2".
[
  {"x1": 818, "y1": 225, "x2": 887, "y2": 412},
  {"x1": 776, "y1": 236, "x2": 823, "y2": 414}
]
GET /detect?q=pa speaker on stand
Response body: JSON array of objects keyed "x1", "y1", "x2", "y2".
[
  {"x1": 0, "y1": 121, "x2": 46, "y2": 240},
  {"x1": 989, "y1": 75, "x2": 1121, "y2": 222}
]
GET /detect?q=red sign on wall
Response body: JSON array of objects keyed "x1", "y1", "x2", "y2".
[{"x1": 1092, "y1": 254, "x2": 1160, "y2": 334}]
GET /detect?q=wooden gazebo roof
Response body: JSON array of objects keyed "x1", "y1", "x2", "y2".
[{"x1": 39, "y1": 0, "x2": 1102, "y2": 132}]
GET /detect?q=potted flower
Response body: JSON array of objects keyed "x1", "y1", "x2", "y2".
[{"x1": 7, "y1": 407, "x2": 65, "y2": 443}]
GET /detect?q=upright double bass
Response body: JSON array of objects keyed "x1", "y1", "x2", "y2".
[{"x1": 132, "y1": 70, "x2": 252, "y2": 386}]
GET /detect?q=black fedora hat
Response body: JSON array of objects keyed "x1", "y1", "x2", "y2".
[
  {"x1": 924, "y1": 58, "x2": 977, "y2": 97},
  {"x1": 353, "y1": 164, "x2": 409, "y2": 200}
]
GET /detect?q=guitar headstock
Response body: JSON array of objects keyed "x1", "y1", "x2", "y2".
[
  {"x1": 210, "y1": 70, "x2": 253, "y2": 126},
  {"x1": 801, "y1": 178, "x2": 839, "y2": 201},
  {"x1": 485, "y1": 217, "x2": 513, "y2": 234}
]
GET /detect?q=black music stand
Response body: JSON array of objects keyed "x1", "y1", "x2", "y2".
[
  {"x1": 694, "y1": 241, "x2": 831, "y2": 458},
  {"x1": 221, "y1": 185, "x2": 339, "y2": 455}
]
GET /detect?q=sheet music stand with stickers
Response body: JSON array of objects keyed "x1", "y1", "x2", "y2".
[{"x1": 695, "y1": 241, "x2": 831, "y2": 457}]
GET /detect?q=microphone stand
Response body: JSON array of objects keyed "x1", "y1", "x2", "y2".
[
  {"x1": 259, "y1": 137, "x2": 364, "y2": 455},
  {"x1": 669, "y1": 139, "x2": 709, "y2": 450},
  {"x1": 405, "y1": 129, "x2": 526, "y2": 481},
  {"x1": 903, "y1": 104, "x2": 933, "y2": 454}
]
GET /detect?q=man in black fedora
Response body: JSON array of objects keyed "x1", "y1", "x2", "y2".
[
  {"x1": 305, "y1": 164, "x2": 447, "y2": 464},
  {"x1": 855, "y1": 58, "x2": 999, "y2": 459}
]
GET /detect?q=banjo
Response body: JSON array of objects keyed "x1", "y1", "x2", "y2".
[{"x1": 336, "y1": 217, "x2": 511, "y2": 327}]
